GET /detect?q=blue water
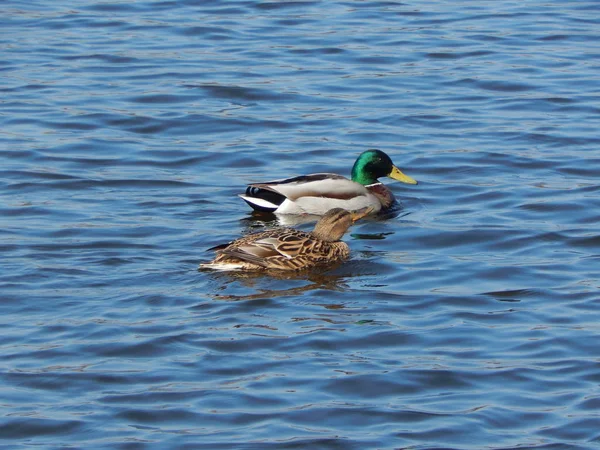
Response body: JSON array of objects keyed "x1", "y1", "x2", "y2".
[{"x1": 2, "y1": 1, "x2": 600, "y2": 448}]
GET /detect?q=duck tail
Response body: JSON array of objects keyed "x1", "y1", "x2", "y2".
[{"x1": 238, "y1": 186, "x2": 285, "y2": 213}]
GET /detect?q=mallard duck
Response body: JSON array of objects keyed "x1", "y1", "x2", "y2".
[
  {"x1": 239, "y1": 149, "x2": 417, "y2": 215},
  {"x1": 199, "y1": 207, "x2": 371, "y2": 271}
]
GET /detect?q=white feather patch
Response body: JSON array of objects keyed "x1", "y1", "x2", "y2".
[
  {"x1": 238, "y1": 194, "x2": 278, "y2": 209},
  {"x1": 288, "y1": 194, "x2": 381, "y2": 216},
  {"x1": 198, "y1": 262, "x2": 245, "y2": 271}
]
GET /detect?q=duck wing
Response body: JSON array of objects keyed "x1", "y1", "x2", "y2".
[
  {"x1": 220, "y1": 231, "x2": 313, "y2": 268},
  {"x1": 252, "y1": 173, "x2": 365, "y2": 200}
]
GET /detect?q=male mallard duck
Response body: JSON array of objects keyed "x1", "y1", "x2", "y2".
[
  {"x1": 239, "y1": 149, "x2": 417, "y2": 215},
  {"x1": 199, "y1": 207, "x2": 371, "y2": 271}
]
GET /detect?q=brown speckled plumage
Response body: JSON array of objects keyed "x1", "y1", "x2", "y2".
[{"x1": 199, "y1": 208, "x2": 370, "y2": 271}]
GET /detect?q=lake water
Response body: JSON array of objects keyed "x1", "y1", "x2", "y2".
[{"x1": 2, "y1": 1, "x2": 600, "y2": 448}]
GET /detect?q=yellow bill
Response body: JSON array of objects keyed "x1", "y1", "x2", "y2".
[{"x1": 388, "y1": 165, "x2": 417, "y2": 185}]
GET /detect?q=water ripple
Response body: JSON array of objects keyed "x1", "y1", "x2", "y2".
[{"x1": 2, "y1": 0, "x2": 600, "y2": 448}]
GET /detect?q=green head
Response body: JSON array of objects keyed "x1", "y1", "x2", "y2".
[{"x1": 350, "y1": 149, "x2": 417, "y2": 186}]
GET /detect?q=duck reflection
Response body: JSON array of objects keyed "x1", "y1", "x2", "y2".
[
  {"x1": 238, "y1": 211, "x2": 321, "y2": 230},
  {"x1": 202, "y1": 258, "x2": 391, "y2": 304},
  {"x1": 239, "y1": 203, "x2": 407, "y2": 231},
  {"x1": 205, "y1": 264, "x2": 349, "y2": 302}
]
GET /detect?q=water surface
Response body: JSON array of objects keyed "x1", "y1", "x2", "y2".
[{"x1": 2, "y1": 1, "x2": 600, "y2": 448}]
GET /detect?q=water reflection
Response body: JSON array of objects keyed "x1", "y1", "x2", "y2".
[
  {"x1": 204, "y1": 264, "x2": 350, "y2": 302},
  {"x1": 238, "y1": 204, "x2": 409, "y2": 233},
  {"x1": 350, "y1": 232, "x2": 395, "y2": 240},
  {"x1": 239, "y1": 211, "x2": 321, "y2": 230}
]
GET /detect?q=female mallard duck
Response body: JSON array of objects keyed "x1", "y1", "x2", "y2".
[
  {"x1": 199, "y1": 207, "x2": 371, "y2": 271},
  {"x1": 239, "y1": 149, "x2": 417, "y2": 215}
]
